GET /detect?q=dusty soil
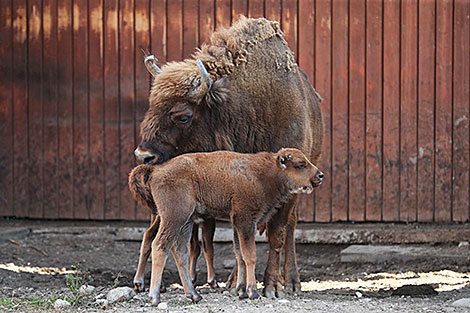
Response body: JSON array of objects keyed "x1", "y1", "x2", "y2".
[{"x1": 1, "y1": 219, "x2": 470, "y2": 312}]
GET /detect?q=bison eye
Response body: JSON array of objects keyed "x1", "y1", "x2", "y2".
[
  {"x1": 176, "y1": 115, "x2": 192, "y2": 124},
  {"x1": 294, "y1": 163, "x2": 306, "y2": 170}
]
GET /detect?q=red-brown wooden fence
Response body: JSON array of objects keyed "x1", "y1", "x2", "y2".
[{"x1": 0, "y1": 0, "x2": 469, "y2": 222}]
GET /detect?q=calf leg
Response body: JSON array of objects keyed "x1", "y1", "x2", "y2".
[
  {"x1": 263, "y1": 196, "x2": 297, "y2": 298},
  {"x1": 189, "y1": 223, "x2": 201, "y2": 285},
  {"x1": 231, "y1": 228, "x2": 248, "y2": 299},
  {"x1": 283, "y1": 207, "x2": 301, "y2": 292},
  {"x1": 201, "y1": 218, "x2": 218, "y2": 288},
  {"x1": 134, "y1": 213, "x2": 160, "y2": 292},
  {"x1": 235, "y1": 222, "x2": 260, "y2": 300}
]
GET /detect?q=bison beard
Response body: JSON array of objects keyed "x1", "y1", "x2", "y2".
[{"x1": 135, "y1": 16, "x2": 323, "y2": 298}]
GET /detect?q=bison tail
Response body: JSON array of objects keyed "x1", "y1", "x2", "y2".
[{"x1": 129, "y1": 164, "x2": 157, "y2": 214}]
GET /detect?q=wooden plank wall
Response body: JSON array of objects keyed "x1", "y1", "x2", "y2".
[{"x1": 0, "y1": 0, "x2": 469, "y2": 223}]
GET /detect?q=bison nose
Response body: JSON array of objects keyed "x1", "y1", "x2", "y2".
[{"x1": 134, "y1": 148, "x2": 156, "y2": 164}]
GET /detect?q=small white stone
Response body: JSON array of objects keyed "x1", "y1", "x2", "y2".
[
  {"x1": 278, "y1": 299, "x2": 290, "y2": 304},
  {"x1": 452, "y1": 298, "x2": 470, "y2": 307},
  {"x1": 54, "y1": 299, "x2": 71, "y2": 309},
  {"x1": 355, "y1": 291, "x2": 363, "y2": 298},
  {"x1": 107, "y1": 286, "x2": 136, "y2": 303},
  {"x1": 157, "y1": 302, "x2": 168, "y2": 309},
  {"x1": 265, "y1": 304, "x2": 274, "y2": 308},
  {"x1": 79, "y1": 284, "x2": 96, "y2": 295},
  {"x1": 458, "y1": 241, "x2": 469, "y2": 247},
  {"x1": 95, "y1": 299, "x2": 109, "y2": 309}
]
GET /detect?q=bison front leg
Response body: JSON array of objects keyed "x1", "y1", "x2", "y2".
[
  {"x1": 263, "y1": 196, "x2": 298, "y2": 298},
  {"x1": 283, "y1": 206, "x2": 301, "y2": 292}
]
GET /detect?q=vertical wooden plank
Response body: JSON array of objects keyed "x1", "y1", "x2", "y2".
[
  {"x1": 43, "y1": 0, "x2": 59, "y2": 219},
  {"x1": 0, "y1": 2, "x2": 14, "y2": 216},
  {"x1": 104, "y1": 0, "x2": 120, "y2": 219},
  {"x1": 452, "y1": 0, "x2": 470, "y2": 222},
  {"x1": 382, "y1": 0, "x2": 400, "y2": 221},
  {"x1": 348, "y1": 0, "x2": 366, "y2": 222},
  {"x1": 73, "y1": 0, "x2": 90, "y2": 219},
  {"x1": 416, "y1": 0, "x2": 436, "y2": 222},
  {"x1": 150, "y1": 0, "x2": 166, "y2": 61},
  {"x1": 314, "y1": 0, "x2": 331, "y2": 222},
  {"x1": 13, "y1": 0, "x2": 29, "y2": 218},
  {"x1": 28, "y1": 0, "x2": 44, "y2": 218},
  {"x1": 281, "y1": 0, "x2": 298, "y2": 59},
  {"x1": 434, "y1": 0, "x2": 452, "y2": 222},
  {"x1": 365, "y1": 0, "x2": 383, "y2": 221},
  {"x1": 135, "y1": 0, "x2": 150, "y2": 220},
  {"x1": 265, "y1": 0, "x2": 281, "y2": 22},
  {"x1": 167, "y1": 0, "x2": 183, "y2": 61},
  {"x1": 119, "y1": 0, "x2": 136, "y2": 220},
  {"x1": 232, "y1": 0, "x2": 247, "y2": 22},
  {"x1": 248, "y1": 0, "x2": 264, "y2": 18},
  {"x1": 183, "y1": 0, "x2": 198, "y2": 58},
  {"x1": 331, "y1": 0, "x2": 348, "y2": 221},
  {"x1": 297, "y1": 0, "x2": 314, "y2": 222},
  {"x1": 89, "y1": 0, "x2": 105, "y2": 220},
  {"x1": 199, "y1": 0, "x2": 215, "y2": 44},
  {"x1": 400, "y1": 0, "x2": 418, "y2": 222},
  {"x1": 216, "y1": 0, "x2": 231, "y2": 29}
]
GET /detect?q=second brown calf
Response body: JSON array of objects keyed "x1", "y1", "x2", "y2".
[{"x1": 129, "y1": 148, "x2": 323, "y2": 306}]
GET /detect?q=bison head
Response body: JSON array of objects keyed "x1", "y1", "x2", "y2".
[{"x1": 135, "y1": 56, "x2": 231, "y2": 165}]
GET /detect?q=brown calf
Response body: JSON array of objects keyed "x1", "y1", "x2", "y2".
[{"x1": 128, "y1": 148, "x2": 323, "y2": 306}]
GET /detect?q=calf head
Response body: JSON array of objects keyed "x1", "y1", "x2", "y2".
[
  {"x1": 135, "y1": 57, "x2": 231, "y2": 165},
  {"x1": 276, "y1": 148, "x2": 324, "y2": 194}
]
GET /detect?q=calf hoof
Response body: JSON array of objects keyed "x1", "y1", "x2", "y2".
[
  {"x1": 248, "y1": 289, "x2": 260, "y2": 300},
  {"x1": 208, "y1": 278, "x2": 219, "y2": 289},
  {"x1": 160, "y1": 284, "x2": 167, "y2": 293},
  {"x1": 238, "y1": 290, "x2": 249, "y2": 299},
  {"x1": 149, "y1": 293, "x2": 160, "y2": 307},
  {"x1": 134, "y1": 282, "x2": 144, "y2": 292},
  {"x1": 186, "y1": 291, "x2": 202, "y2": 303}
]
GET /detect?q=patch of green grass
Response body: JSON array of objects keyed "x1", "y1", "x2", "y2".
[
  {"x1": 65, "y1": 264, "x2": 95, "y2": 307},
  {"x1": 0, "y1": 296, "x2": 61, "y2": 308}
]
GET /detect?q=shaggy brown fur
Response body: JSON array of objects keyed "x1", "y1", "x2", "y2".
[
  {"x1": 136, "y1": 16, "x2": 323, "y2": 297},
  {"x1": 129, "y1": 148, "x2": 324, "y2": 306}
]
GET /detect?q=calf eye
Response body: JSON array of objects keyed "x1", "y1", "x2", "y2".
[{"x1": 294, "y1": 164, "x2": 306, "y2": 170}]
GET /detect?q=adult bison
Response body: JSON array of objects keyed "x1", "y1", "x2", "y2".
[{"x1": 135, "y1": 16, "x2": 323, "y2": 297}]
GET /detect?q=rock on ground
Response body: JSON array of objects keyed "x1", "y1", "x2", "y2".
[
  {"x1": 451, "y1": 298, "x2": 470, "y2": 307},
  {"x1": 107, "y1": 286, "x2": 136, "y2": 303},
  {"x1": 53, "y1": 299, "x2": 71, "y2": 309},
  {"x1": 79, "y1": 284, "x2": 95, "y2": 295}
]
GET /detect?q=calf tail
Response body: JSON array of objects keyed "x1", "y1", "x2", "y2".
[{"x1": 129, "y1": 164, "x2": 157, "y2": 214}]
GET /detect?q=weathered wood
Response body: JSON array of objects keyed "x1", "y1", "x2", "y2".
[
  {"x1": 382, "y1": 0, "x2": 400, "y2": 221},
  {"x1": 331, "y1": 0, "x2": 348, "y2": 222},
  {"x1": 167, "y1": 0, "x2": 183, "y2": 61},
  {"x1": 264, "y1": 0, "x2": 280, "y2": 22},
  {"x1": 348, "y1": 0, "x2": 366, "y2": 222},
  {"x1": 399, "y1": 0, "x2": 418, "y2": 222},
  {"x1": 103, "y1": 0, "x2": 120, "y2": 220},
  {"x1": 248, "y1": 0, "x2": 264, "y2": 18},
  {"x1": 119, "y1": 0, "x2": 136, "y2": 220},
  {"x1": 216, "y1": 0, "x2": 231, "y2": 29},
  {"x1": 88, "y1": 0, "x2": 105, "y2": 220},
  {"x1": 452, "y1": 0, "x2": 470, "y2": 222},
  {"x1": 73, "y1": 0, "x2": 90, "y2": 219},
  {"x1": 365, "y1": 0, "x2": 383, "y2": 221},
  {"x1": 183, "y1": 0, "x2": 198, "y2": 59},
  {"x1": 0, "y1": 2, "x2": 14, "y2": 216},
  {"x1": 417, "y1": 0, "x2": 435, "y2": 222},
  {"x1": 313, "y1": 0, "x2": 331, "y2": 222},
  {"x1": 232, "y1": 0, "x2": 247, "y2": 22},
  {"x1": 281, "y1": 0, "x2": 297, "y2": 59}
]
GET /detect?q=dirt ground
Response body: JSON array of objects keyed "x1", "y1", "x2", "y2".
[{"x1": 1, "y1": 219, "x2": 470, "y2": 312}]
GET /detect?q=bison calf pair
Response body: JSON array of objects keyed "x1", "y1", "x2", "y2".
[{"x1": 129, "y1": 148, "x2": 323, "y2": 305}]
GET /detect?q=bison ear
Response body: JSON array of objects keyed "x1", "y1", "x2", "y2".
[{"x1": 204, "y1": 75, "x2": 230, "y2": 108}]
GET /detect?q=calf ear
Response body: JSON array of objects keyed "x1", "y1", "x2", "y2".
[
  {"x1": 278, "y1": 155, "x2": 287, "y2": 169},
  {"x1": 205, "y1": 76, "x2": 230, "y2": 108}
]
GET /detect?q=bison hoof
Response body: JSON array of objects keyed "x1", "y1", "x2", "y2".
[
  {"x1": 263, "y1": 288, "x2": 276, "y2": 299},
  {"x1": 284, "y1": 281, "x2": 302, "y2": 293},
  {"x1": 187, "y1": 291, "x2": 202, "y2": 303}
]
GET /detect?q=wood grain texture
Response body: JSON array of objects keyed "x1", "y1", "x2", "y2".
[
  {"x1": 216, "y1": 0, "x2": 231, "y2": 29},
  {"x1": 0, "y1": 2, "x2": 13, "y2": 216},
  {"x1": 348, "y1": 0, "x2": 366, "y2": 222},
  {"x1": 452, "y1": 0, "x2": 470, "y2": 222},
  {"x1": 314, "y1": 0, "x2": 331, "y2": 222},
  {"x1": 382, "y1": 0, "x2": 400, "y2": 221}
]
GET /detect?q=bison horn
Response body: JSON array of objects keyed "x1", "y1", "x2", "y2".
[
  {"x1": 196, "y1": 59, "x2": 212, "y2": 89},
  {"x1": 141, "y1": 49, "x2": 161, "y2": 77}
]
